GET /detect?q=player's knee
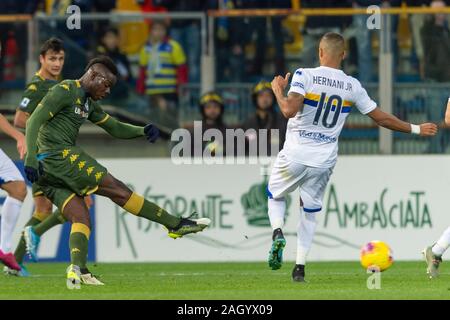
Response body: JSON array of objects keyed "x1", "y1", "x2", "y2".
[
  {"x1": 71, "y1": 212, "x2": 91, "y2": 228},
  {"x1": 35, "y1": 197, "x2": 53, "y2": 214}
]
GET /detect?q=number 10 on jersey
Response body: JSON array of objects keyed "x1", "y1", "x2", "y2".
[{"x1": 312, "y1": 92, "x2": 343, "y2": 129}]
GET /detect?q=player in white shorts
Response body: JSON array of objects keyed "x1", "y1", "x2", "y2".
[
  {"x1": 422, "y1": 97, "x2": 450, "y2": 279},
  {"x1": 0, "y1": 113, "x2": 27, "y2": 271},
  {"x1": 268, "y1": 32, "x2": 438, "y2": 282}
]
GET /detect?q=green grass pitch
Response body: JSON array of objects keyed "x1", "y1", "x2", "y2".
[{"x1": 0, "y1": 261, "x2": 449, "y2": 299}]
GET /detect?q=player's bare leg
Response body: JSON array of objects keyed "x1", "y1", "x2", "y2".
[
  {"x1": 34, "y1": 195, "x2": 53, "y2": 214},
  {"x1": 0, "y1": 181, "x2": 26, "y2": 272},
  {"x1": 95, "y1": 173, "x2": 210, "y2": 238}
]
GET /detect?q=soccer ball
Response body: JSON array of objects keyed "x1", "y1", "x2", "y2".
[{"x1": 360, "y1": 240, "x2": 393, "y2": 272}]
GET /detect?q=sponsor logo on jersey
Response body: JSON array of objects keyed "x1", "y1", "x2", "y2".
[
  {"x1": 291, "y1": 82, "x2": 304, "y2": 89},
  {"x1": 298, "y1": 130, "x2": 337, "y2": 143},
  {"x1": 75, "y1": 107, "x2": 89, "y2": 118},
  {"x1": 74, "y1": 99, "x2": 90, "y2": 118}
]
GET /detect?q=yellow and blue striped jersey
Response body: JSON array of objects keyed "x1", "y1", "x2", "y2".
[{"x1": 139, "y1": 39, "x2": 186, "y2": 95}]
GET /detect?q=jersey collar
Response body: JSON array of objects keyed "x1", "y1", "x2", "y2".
[
  {"x1": 36, "y1": 70, "x2": 59, "y2": 83},
  {"x1": 76, "y1": 80, "x2": 90, "y2": 103},
  {"x1": 318, "y1": 65, "x2": 344, "y2": 73}
]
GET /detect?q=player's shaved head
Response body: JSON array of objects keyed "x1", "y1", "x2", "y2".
[
  {"x1": 319, "y1": 32, "x2": 345, "y2": 57},
  {"x1": 318, "y1": 32, "x2": 346, "y2": 68}
]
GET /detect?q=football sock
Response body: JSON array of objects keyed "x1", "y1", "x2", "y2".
[
  {"x1": 432, "y1": 226, "x2": 450, "y2": 256},
  {"x1": 0, "y1": 197, "x2": 23, "y2": 253},
  {"x1": 14, "y1": 213, "x2": 46, "y2": 263},
  {"x1": 34, "y1": 209, "x2": 66, "y2": 236},
  {"x1": 70, "y1": 223, "x2": 90, "y2": 268},
  {"x1": 296, "y1": 208, "x2": 318, "y2": 265},
  {"x1": 122, "y1": 192, "x2": 181, "y2": 228},
  {"x1": 268, "y1": 197, "x2": 286, "y2": 230}
]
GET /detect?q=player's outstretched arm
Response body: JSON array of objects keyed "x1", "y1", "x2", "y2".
[
  {"x1": 96, "y1": 117, "x2": 160, "y2": 143},
  {"x1": 367, "y1": 107, "x2": 437, "y2": 137},
  {"x1": 0, "y1": 113, "x2": 26, "y2": 159},
  {"x1": 96, "y1": 116, "x2": 144, "y2": 139},
  {"x1": 89, "y1": 102, "x2": 159, "y2": 143},
  {"x1": 271, "y1": 73, "x2": 305, "y2": 118}
]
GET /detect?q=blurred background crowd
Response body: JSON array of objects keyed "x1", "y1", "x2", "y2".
[{"x1": 1, "y1": 0, "x2": 450, "y2": 156}]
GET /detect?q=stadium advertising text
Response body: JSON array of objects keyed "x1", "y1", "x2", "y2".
[
  {"x1": 87, "y1": 157, "x2": 447, "y2": 262},
  {"x1": 324, "y1": 185, "x2": 432, "y2": 229}
]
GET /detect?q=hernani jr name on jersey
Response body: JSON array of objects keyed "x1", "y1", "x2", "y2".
[
  {"x1": 312, "y1": 75, "x2": 353, "y2": 91},
  {"x1": 291, "y1": 70, "x2": 354, "y2": 91}
]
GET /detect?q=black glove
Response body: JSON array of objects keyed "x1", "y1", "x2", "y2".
[
  {"x1": 24, "y1": 162, "x2": 44, "y2": 183},
  {"x1": 144, "y1": 123, "x2": 160, "y2": 143}
]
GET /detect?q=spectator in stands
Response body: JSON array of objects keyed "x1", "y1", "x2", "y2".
[
  {"x1": 188, "y1": 92, "x2": 229, "y2": 157},
  {"x1": 153, "y1": 0, "x2": 207, "y2": 84},
  {"x1": 421, "y1": 0, "x2": 450, "y2": 153},
  {"x1": 421, "y1": 0, "x2": 450, "y2": 82},
  {"x1": 352, "y1": 0, "x2": 378, "y2": 83},
  {"x1": 242, "y1": 80, "x2": 287, "y2": 156},
  {"x1": 137, "y1": 20, "x2": 187, "y2": 130},
  {"x1": 0, "y1": 0, "x2": 43, "y2": 13},
  {"x1": 135, "y1": 0, "x2": 168, "y2": 26},
  {"x1": 302, "y1": 0, "x2": 352, "y2": 68},
  {"x1": 0, "y1": 0, "x2": 44, "y2": 82},
  {"x1": 212, "y1": 0, "x2": 246, "y2": 82},
  {"x1": 97, "y1": 27, "x2": 132, "y2": 99},
  {"x1": 240, "y1": 0, "x2": 291, "y2": 79},
  {"x1": 44, "y1": 0, "x2": 95, "y2": 78},
  {"x1": 352, "y1": 0, "x2": 401, "y2": 83},
  {"x1": 407, "y1": 0, "x2": 431, "y2": 79},
  {"x1": 93, "y1": 0, "x2": 116, "y2": 11}
]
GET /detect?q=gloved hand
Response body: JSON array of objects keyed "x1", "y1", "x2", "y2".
[
  {"x1": 144, "y1": 123, "x2": 160, "y2": 143},
  {"x1": 24, "y1": 162, "x2": 43, "y2": 183}
]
